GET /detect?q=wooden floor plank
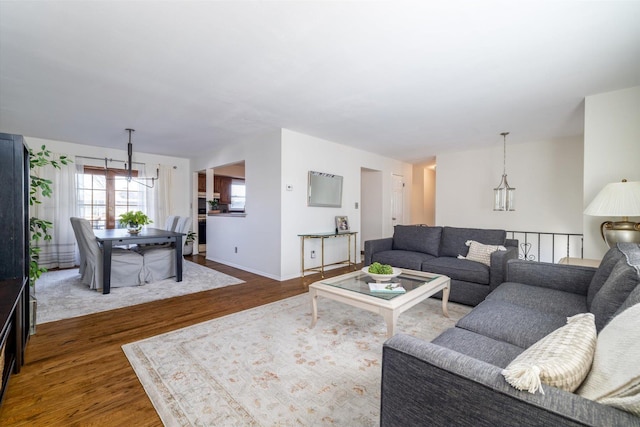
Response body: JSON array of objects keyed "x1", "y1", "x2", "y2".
[{"x1": 0, "y1": 256, "x2": 359, "y2": 425}]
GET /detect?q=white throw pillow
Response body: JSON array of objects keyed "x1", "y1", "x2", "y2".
[
  {"x1": 457, "y1": 240, "x2": 506, "y2": 266},
  {"x1": 502, "y1": 313, "x2": 597, "y2": 394},
  {"x1": 577, "y1": 302, "x2": 640, "y2": 415}
]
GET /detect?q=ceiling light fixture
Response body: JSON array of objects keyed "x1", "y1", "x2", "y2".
[
  {"x1": 493, "y1": 132, "x2": 515, "y2": 211},
  {"x1": 125, "y1": 128, "x2": 159, "y2": 188}
]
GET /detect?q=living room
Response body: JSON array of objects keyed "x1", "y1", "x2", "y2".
[{"x1": 1, "y1": 1, "x2": 639, "y2": 425}]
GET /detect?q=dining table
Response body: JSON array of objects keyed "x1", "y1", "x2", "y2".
[{"x1": 93, "y1": 227, "x2": 185, "y2": 294}]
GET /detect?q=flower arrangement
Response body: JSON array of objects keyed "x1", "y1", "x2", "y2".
[{"x1": 118, "y1": 210, "x2": 152, "y2": 233}]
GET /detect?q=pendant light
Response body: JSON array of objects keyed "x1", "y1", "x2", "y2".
[
  {"x1": 125, "y1": 128, "x2": 160, "y2": 188},
  {"x1": 493, "y1": 132, "x2": 515, "y2": 211}
]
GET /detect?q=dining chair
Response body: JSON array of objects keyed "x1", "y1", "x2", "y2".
[
  {"x1": 69, "y1": 217, "x2": 88, "y2": 281},
  {"x1": 141, "y1": 216, "x2": 190, "y2": 282},
  {"x1": 70, "y1": 217, "x2": 145, "y2": 290}
]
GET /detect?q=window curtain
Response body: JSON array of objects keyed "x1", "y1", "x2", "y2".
[
  {"x1": 31, "y1": 153, "x2": 78, "y2": 269},
  {"x1": 147, "y1": 164, "x2": 174, "y2": 226}
]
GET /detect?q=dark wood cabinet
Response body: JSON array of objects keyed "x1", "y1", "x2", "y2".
[
  {"x1": 197, "y1": 173, "x2": 206, "y2": 193},
  {"x1": 0, "y1": 133, "x2": 30, "y2": 406},
  {"x1": 213, "y1": 175, "x2": 233, "y2": 204}
]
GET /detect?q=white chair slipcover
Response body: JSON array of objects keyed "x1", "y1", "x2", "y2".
[
  {"x1": 70, "y1": 217, "x2": 144, "y2": 290},
  {"x1": 140, "y1": 215, "x2": 191, "y2": 282}
]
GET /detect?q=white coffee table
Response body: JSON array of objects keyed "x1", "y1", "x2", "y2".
[{"x1": 309, "y1": 268, "x2": 450, "y2": 338}]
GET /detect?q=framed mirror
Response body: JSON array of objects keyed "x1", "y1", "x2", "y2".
[{"x1": 307, "y1": 171, "x2": 343, "y2": 207}]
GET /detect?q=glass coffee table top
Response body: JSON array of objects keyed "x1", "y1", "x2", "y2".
[{"x1": 320, "y1": 271, "x2": 440, "y2": 300}]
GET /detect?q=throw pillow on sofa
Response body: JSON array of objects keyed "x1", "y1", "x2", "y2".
[
  {"x1": 590, "y1": 257, "x2": 640, "y2": 331},
  {"x1": 502, "y1": 313, "x2": 596, "y2": 394},
  {"x1": 391, "y1": 225, "x2": 442, "y2": 256},
  {"x1": 457, "y1": 240, "x2": 506, "y2": 266},
  {"x1": 577, "y1": 302, "x2": 640, "y2": 416}
]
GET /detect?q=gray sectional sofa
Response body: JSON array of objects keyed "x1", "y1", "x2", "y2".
[
  {"x1": 364, "y1": 225, "x2": 519, "y2": 306},
  {"x1": 380, "y1": 243, "x2": 640, "y2": 426}
]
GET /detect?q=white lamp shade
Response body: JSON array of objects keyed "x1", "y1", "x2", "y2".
[{"x1": 584, "y1": 181, "x2": 640, "y2": 217}]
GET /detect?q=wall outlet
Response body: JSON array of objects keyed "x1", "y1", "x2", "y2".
[
  {"x1": 311, "y1": 250, "x2": 316, "y2": 259},
  {"x1": 234, "y1": 246, "x2": 238, "y2": 253}
]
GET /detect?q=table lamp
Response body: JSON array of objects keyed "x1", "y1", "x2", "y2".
[{"x1": 584, "y1": 179, "x2": 640, "y2": 248}]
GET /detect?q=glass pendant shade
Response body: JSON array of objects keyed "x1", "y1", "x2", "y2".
[
  {"x1": 494, "y1": 174, "x2": 515, "y2": 211},
  {"x1": 493, "y1": 132, "x2": 515, "y2": 211}
]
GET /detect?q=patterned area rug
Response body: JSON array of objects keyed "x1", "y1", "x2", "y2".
[
  {"x1": 123, "y1": 293, "x2": 472, "y2": 426},
  {"x1": 35, "y1": 260, "x2": 244, "y2": 324}
]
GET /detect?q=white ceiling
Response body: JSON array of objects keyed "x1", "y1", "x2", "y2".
[{"x1": 1, "y1": 1, "x2": 639, "y2": 163}]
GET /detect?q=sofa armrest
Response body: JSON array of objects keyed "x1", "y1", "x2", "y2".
[
  {"x1": 381, "y1": 334, "x2": 640, "y2": 427},
  {"x1": 506, "y1": 260, "x2": 597, "y2": 295},
  {"x1": 363, "y1": 237, "x2": 393, "y2": 265},
  {"x1": 489, "y1": 246, "x2": 519, "y2": 290}
]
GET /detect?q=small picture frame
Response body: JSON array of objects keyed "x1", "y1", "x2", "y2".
[{"x1": 335, "y1": 216, "x2": 349, "y2": 233}]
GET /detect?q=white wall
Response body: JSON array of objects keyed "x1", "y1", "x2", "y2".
[
  {"x1": 411, "y1": 162, "x2": 436, "y2": 226},
  {"x1": 280, "y1": 129, "x2": 412, "y2": 280},
  {"x1": 361, "y1": 169, "x2": 383, "y2": 252},
  {"x1": 435, "y1": 137, "x2": 584, "y2": 234},
  {"x1": 193, "y1": 130, "x2": 283, "y2": 279},
  {"x1": 23, "y1": 136, "x2": 192, "y2": 223},
  {"x1": 584, "y1": 86, "x2": 640, "y2": 259}
]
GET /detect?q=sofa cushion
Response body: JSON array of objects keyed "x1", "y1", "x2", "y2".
[
  {"x1": 432, "y1": 327, "x2": 524, "y2": 368},
  {"x1": 587, "y1": 245, "x2": 626, "y2": 308},
  {"x1": 392, "y1": 225, "x2": 442, "y2": 256},
  {"x1": 502, "y1": 313, "x2": 596, "y2": 394},
  {"x1": 439, "y1": 226, "x2": 506, "y2": 258},
  {"x1": 486, "y1": 282, "x2": 588, "y2": 317},
  {"x1": 458, "y1": 240, "x2": 506, "y2": 266},
  {"x1": 456, "y1": 299, "x2": 568, "y2": 349},
  {"x1": 577, "y1": 302, "x2": 640, "y2": 416},
  {"x1": 590, "y1": 257, "x2": 640, "y2": 331},
  {"x1": 372, "y1": 250, "x2": 435, "y2": 271},
  {"x1": 422, "y1": 257, "x2": 490, "y2": 285}
]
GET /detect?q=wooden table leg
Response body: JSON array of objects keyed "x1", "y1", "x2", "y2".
[
  {"x1": 309, "y1": 289, "x2": 318, "y2": 328},
  {"x1": 175, "y1": 235, "x2": 183, "y2": 282},
  {"x1": 441, "y1": 283, "x2": 450, "y2": 318},
  {"x1": 102, "y1": 240, "x2": 113, "y2": 294},
  {"x1": 382, "y1": 309, "x2": 398, "y2": 338}
]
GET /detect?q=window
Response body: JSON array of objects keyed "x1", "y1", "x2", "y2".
[
  {"x1": 229, "y1": 179, "x2": 246, "y2": 211},
  {"x1": 77, "y1": 167, "x2": 142, "y2": 229}
]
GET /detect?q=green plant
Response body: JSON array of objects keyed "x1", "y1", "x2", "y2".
[
  {"x1": 185, "y1": 231, "x2": 197, "y2": 243},
  {"x1": 208, "y1": 199, "x2": 219, "y2": 209},
  {"x1": 118, "y1": 210, "x2": 153, "y2": 231},
  {"x1": 368, "y1": 262, "x2": 393, "y2": 275},
  {"x1": 29, "y1": 145, "x2": 72, "y2": 287}
]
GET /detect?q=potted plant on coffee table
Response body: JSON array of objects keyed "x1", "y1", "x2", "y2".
[{"x1": 118, "y1": 210, "x2": 153, "y2": 234}]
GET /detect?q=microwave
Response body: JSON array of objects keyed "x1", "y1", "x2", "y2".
[{"x1": 198, "y1": 197, "x2": 207, "y2": 214}]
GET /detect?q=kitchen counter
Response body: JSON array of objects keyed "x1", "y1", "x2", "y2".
[{"x1": 207, "y1": 212, "x2": 247, "y2": 217}]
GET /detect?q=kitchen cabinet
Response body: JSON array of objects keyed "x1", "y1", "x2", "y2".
[
  {"x1": 197, "y1": 173, "x2": 206, "y2": 193},
  {"x1": 213, "y1": 175, "x2": 233, "y2": 204}
]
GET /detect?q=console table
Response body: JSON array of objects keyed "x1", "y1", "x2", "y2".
[{"x1": 298, "y1": 232, "x2": 358, "y2": 278}]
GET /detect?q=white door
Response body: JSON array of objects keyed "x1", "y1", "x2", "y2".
[{"x1": 391, "y1": 174, "x2": 404, "y2": 227}]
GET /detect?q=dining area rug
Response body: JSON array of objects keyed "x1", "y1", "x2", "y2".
[
  {"x1": 122, "y1": 293, "x2": 471, "y2": 426},
  {"x1": 35, "y1": 260, "x2": 244, "y2": 324}
]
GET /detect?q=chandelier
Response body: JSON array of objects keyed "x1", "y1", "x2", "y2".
[
  {"x1": 493, "y1": 132, "x2": 515, "y2": 211},
  {"x1": 125, "y1": 128, "x2": 159, "y2": 188}
]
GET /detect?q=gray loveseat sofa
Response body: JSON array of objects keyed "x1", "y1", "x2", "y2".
[
  {"x1": 364, "y1": 225, "x2": 519, "y2": 306},
  {"x1": 380, "y1": 243, "x2": 640, "y2": 426}
]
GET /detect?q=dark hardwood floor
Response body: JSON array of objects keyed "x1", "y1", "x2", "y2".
[{"x1": 0, "y1": 256, "x2": 360, "y2": 426}]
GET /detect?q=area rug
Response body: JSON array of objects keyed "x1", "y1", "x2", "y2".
[
  {"x1": 35, "y1": 261, "x2": 244, "y2": 324},
  {"x1": 122, "y1": 293, "x2": 472, "y2": 426}
]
